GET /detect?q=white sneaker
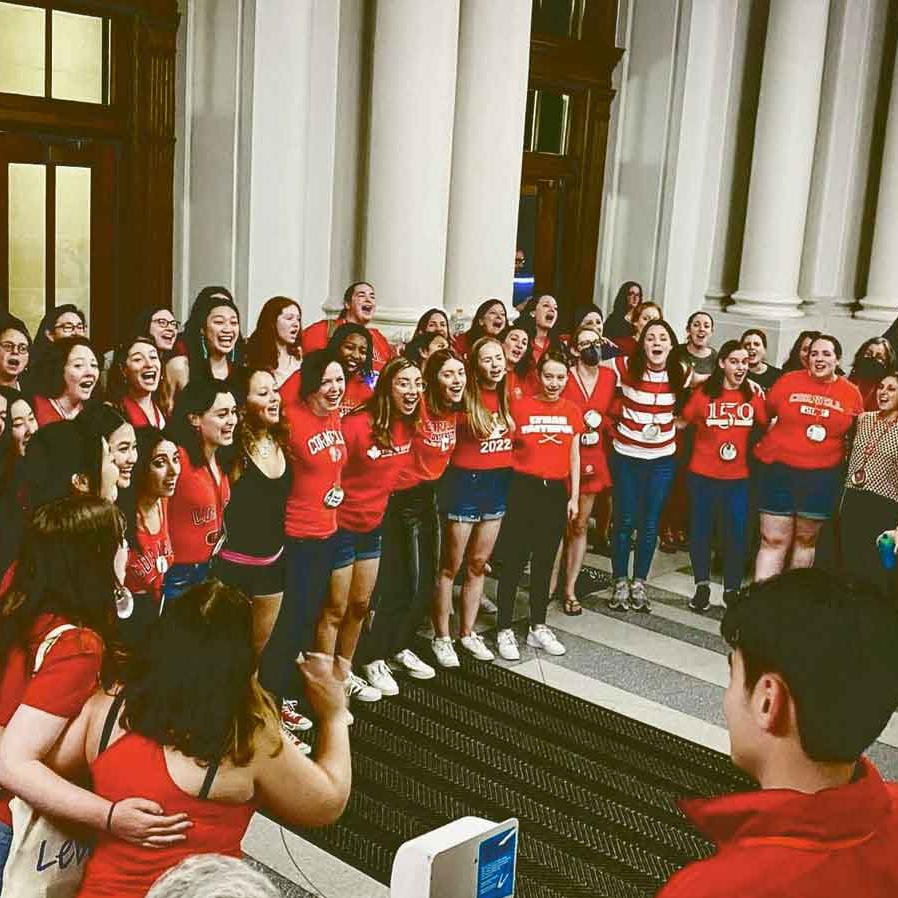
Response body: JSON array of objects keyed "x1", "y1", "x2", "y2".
[
  {"x1": 344, "y1": 671, "x2": 382, "y2": 702},
  {"x1": 460, "y1": 632, "x2": 495, "y2": 661},
  {"x1": 361, "y1": 660, "x2": 399, "y2": 696},
  {"x1": 431, "y1": 636, "x2": 460, "y2": 669},
  {"x1": 479, "y1": 595, "x2": 498, "y2": 615},
  {"x1": 496, "y1": 628, "x2": 520, "y2": 661},
  {"x1": 393, "y1": 649, "x2": 436, "y2": 680},
  {"x1": 527, "y1": 624, "x2": 566, "y2": 656},
  {"x1": 345, "y1": 707, "x2": 354, "y2": 726},
  {"x1": 281, "y1": 722, "x2": 311, "y2": 756}
]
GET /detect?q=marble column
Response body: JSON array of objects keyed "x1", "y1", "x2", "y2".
[
  {"x1": 728, "y1": 0, "x2": 830, "y2": 319},
  {"x1": 443, "y1": 0, "x2": 531, "y2": 319},
  {"x1": 858, "y1": 40, "x2": 898, "y2": 322},
  {"x1": 363, "y1": 0, "x2": 460, "y2": 336}
]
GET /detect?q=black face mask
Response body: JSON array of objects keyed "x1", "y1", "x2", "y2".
[
  {"x1": 855, "y1": 357, "x2": 888, "y2": 382},
  {"x1": 579, "y1": 345, "x2": 601, "y2": 366}
]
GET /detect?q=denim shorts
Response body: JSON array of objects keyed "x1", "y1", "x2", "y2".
[
  {"x1": 0, "y1": 820, "x2": 11, "y2": 889},
  {"x1": 757, "y1": 462, "x2": 842, "y2": 521},
  {"x1": 332, "y1": 526, "x2": 383, "y2": 570},
  {"x1": 161, "y1": 561, "x2": 210, "y2": 608},
  {"x1": 439, "y1": 466, "x2": 512, "y2": 523}
]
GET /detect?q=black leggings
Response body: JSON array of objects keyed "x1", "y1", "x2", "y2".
[
  {"x1": 357, "y1": 482, "x2": 439, "y2": 664},
  {"x1": 497, "y1": 473, "x2": 568, "y2": 630}
]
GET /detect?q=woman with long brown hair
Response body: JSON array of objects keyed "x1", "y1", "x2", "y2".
[
  {"x1": 244, "y1": 297, "x2": 303, "y2": 391},
  {"x1": 108, "y1": 336, "x2": 166, "y2": 429}
]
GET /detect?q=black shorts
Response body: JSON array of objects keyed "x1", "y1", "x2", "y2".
[{"x1": 211, "y1": 553, "x2": 285, "y2": 598}]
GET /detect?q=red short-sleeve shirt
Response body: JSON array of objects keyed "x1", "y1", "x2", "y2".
[
  {"x1": 754, "y1": 371, "x2": 863, "y2": 470},
  {"x1": 167, "y1": 449, "x2": 230, "y2": 565},
  {"x1": 395, "y1": 406, "x2": 457, "y2": 491},
  {"x1": 451, "y1": 389, "x2": 514, "y2": 470},
  {"x1": 301, "y1": 319, "x2": 394, "y2": 372},
  {"x1": 510, "y1": 395, "x2": 582, "y2": 482}
]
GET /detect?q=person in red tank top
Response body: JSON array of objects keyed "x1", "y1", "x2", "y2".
[
  {"x1": 108, "y1": 336, "x2": 167, "y2": 430},
  {"x1": 432, "y1": 337, "x2": 515, "y2": 668},
  {"x1": 44, "y1": 580, "x2": 350, "y2": 898},
  {"x1": 0, "y1": 497, "x2": 189, "y2": 885},
  {"x1": 120, "y1": 428, "x2": 180, "y2": 644},
  {"x1": 356, "y1": 349, "x2": 466, "y2": 695},
  {"x1": 314, "y1": 357, "x2": 421, "y2": 707},
  {"x1": 302, "y1": 281, "x2": 394, "y2": 372},
  {"x1": 326, "y1": 322, "x2": 377, "y2": 416},
  {"x1": 162, "y1": 379, "x2": 237, "y2": 605},
  {"x1": 679, "y1": 341, "x2": 768, "y2": 612},
  {"x1": 260, "y1": 351, "x2": 347, "y2": 736},
  {"x1": 559, "y1": 324, "x2": 617, "y2": 615}
]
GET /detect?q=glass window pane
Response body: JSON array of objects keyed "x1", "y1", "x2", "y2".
[
  {"x1": 0, "y1": 2, "x2": 46, "y2": 97},
  {"x1": 524, "y1": 90, "x2": 571, "y2": 155},
  {"x1": 55, "y1": 166, "x2": 91, "y2": 332},
  {"x1": 533, "y1": 0, "x2": 586, "y2": 40},
  {"x1": 51, "y1": 11, "x2": 106, "y2": 104},
  {"x1": 8, "y1": 163, "x2": 47, "y2": 338}
]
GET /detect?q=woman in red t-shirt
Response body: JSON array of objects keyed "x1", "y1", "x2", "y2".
[
  {"x1": 119, "y1": 427, "x2": 180, "y2": 645},
  {"x1": 261, "y1": 352, "x2": 347, "y2": 737},
  {"x1": 356, "y1": 349, "x2": 466, "y2": 695},
  {"x1": 559, "y1": 324, "x2": 617, "y2": 615},
  {"x1": 32, "y1": 336, "x2": 101, "y2": 425},
  {"x1": 315, "y1": 357, "x2": 421, "y2": 708},
  {"x1": 501, "y1": 324, "x2": 534, "y2": 402},
  {"x1": 680, "y1": 341, "x2": 768, "y2": 611},
  {"x1": 162, "y1": 379, "x2": 237, "y2": 604},
  {"x1": 432, "y1": 337, "x2": 515, "y2": 668},
  {"x1": 108, "y1": 336, "x2": 166, "y2": 429},
  {"x1": 326, "y1": 322, "x2": 377, "y2": 416},
  {"x1": 0, "y1": 496, "x2": 189, "y2": 882},
  {"x1": 754, "y1": 334, "x2": 863, "y2": 578},
  {"x1": 48, "y1": 580, "x2": 350, "y2": 898},
  {"x1": 301, "y1": 281, "x2": 394, "y2": 372},
  {"x1": 453, "y1": 299, "x2": 508, "y2": 359},
  {"x1": 495, "y1": 350, "x2": 581, "y2": 661}
]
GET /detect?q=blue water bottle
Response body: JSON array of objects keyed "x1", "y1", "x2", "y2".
[{"x1": 876, "y1": 531, "x2": 897, "y2": 570}]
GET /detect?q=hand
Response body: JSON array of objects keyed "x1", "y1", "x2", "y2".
[
  {"x1": 109, "y1": 797, "x2": 191, "y2": 848},
  {"x1": 567, "y1": 498, "x2": 578, "y2": 521},
  {"x1": 298, "y1": 652, "x2": 347, "y2": 722}
]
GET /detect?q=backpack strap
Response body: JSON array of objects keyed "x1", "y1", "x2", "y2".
[
  {"x1": 198, "y1": 762, "x2": 220, "y2": 800},
  {"x1": 98, "y1": 692, "x2": 127, "y2": 755}
]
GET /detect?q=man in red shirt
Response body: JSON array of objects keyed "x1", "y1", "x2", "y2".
[{"x1": 660, "y1": 569, "x2": 898, "y2": 897}]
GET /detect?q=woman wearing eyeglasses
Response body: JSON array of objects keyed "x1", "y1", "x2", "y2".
[
  {"x1": 131, "y1": 307, "x2": 180, "y2": 358},
  {"x1": 0, "y1": 314, "x2": 31, "y2": 391}
]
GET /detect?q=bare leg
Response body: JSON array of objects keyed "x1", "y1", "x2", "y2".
[
  {"x1": 432, "y1": 520, "x2": 473, "y2": 638},
  {"x1": 459, "y1": 519, "x2": 503, "y2": 637},
  {"x1": 754, "y1": 513, "x2": 795, "y2": 582},
  {"x1": 790, "y1": 517, "x2": 824, "y2": 569},
  {"x1": 315, "y1": 565, "x2": 353, "y2": 655},
  {"x1": 335, "y1": 557, "x2": 381, "y2": 661},
  {"x1": 251, "y1": 592, "x2": 283, "y2": 657},
  {"x1": 564, "y1": 493, "x2": 598, "y2": 599}
]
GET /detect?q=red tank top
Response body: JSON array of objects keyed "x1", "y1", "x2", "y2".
[
  {"x1": 77, "y1": 733, "x2": 256, "y2": 898},
  {"x1": 167, "y1": 448, "x2": 230, "y2": 564},
  {"x1": 124, "y1": 499, "x2": 173, "y2": 601}
]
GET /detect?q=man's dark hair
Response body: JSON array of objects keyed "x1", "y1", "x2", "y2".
[{"x1": 722, "y1": 570, "x2": 898, "y2": 763}]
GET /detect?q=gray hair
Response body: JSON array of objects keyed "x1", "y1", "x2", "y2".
[{"x1": 146, "y1": 855, "x2": 282, "y2": 898}]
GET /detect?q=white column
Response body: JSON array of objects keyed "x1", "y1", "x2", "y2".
[
  {"x1": 363, "y1": 0, "x2": 460, "y2": 336},
  {"x1": 728, "y1": 0, "x2": 830, "y2": 319},
  {"x1": 858, "y1": 41, "x2": 898, "y2": 322},
  {"x1": 443, "y1": 0, "x2": 531, "y2": 318},
  {"x1": 800, "y1": 0, "x2": 887, "y2": 315}
]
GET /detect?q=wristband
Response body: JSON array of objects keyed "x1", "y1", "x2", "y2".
[{"x1": 106, "y1": 800, "x2": 118, "y2": 833}]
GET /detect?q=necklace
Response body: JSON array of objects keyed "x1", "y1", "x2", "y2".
[
  {"x1": 252, "y1": 433, "x2": 276, "y2": 459},
  {"x1": 850, "y1": 412, "x2": 898, "y2": 487}
]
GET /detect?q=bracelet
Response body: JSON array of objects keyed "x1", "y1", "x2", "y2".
[{"x1": 106, "y1": 801, "x2": 118, "y2": 833}]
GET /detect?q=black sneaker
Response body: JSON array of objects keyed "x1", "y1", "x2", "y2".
[
  {"x1": 689, "y1": 584, "x2": 711, "y2": 613},
  {"x1": 723, "y1": 589, "x2": 740, "y2": 606}
]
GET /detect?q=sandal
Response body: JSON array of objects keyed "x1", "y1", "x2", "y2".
[{"x1": 563, "y1": 596, "x2": 583, "y2": 616}]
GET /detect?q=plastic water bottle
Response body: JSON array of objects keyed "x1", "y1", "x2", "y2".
[
  {"x1": 450, "y1": 308, "x2": 466, "y2": 336},
  {"x1": 876, "y1": 531, "x2": 897, "y2": 570}
]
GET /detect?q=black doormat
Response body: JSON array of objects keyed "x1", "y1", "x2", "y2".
[{"x1": 288, "y1": 651, "x2": 753, "y2": 898}]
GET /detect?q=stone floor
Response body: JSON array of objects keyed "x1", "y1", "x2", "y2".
[{"x1": 242, "y1": 545, "x2": 898, "y2": 895}]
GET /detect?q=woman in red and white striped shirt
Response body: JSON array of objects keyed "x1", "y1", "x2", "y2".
[{"x1": 606, "y1": 320, "x2": 690, "y2": 612}]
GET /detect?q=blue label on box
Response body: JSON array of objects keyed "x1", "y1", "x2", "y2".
[{"x1": 477, "y1": 826, "x2": 516, "y2": 898}]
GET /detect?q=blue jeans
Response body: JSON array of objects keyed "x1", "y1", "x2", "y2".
[
  {"x1": 0, "y1": 820, "x2": 12, "y2": 889},
  {"x1": 688, "y1": 473, "x2": 749, "y2": 592},
  {"x1": 161, "y1": 562, "x2": 210, "y2": 608},
  {"x1": 611, "y1": 451, "x2": 676, "y2": 580}
]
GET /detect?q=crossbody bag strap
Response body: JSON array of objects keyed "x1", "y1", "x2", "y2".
[{"x1": 32, "y1": 623, "x2": 78, "y2": 673}]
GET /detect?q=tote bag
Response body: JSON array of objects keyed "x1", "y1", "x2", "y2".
[{"x1": 1, "y1": 624, "x2": 93, "y2": 898}]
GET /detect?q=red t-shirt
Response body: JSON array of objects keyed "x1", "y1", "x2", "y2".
[
  {"x1": 340, "y1": 373, "x2": 375, "y2": 418},
  {"x1": 754, "y1": 371, "x2": 863, "y2": 470},
  {"x1": 0, "y1": 613, "x2": 104, "y2": 825},
  {"x1": 510, "y1": 395, "x2": 582, "y2": 481},
  {"x1": 561, "y1": 367, "x2": 616, "y2": 489},
  {"x1": 451, "y1": 389, "x2": 514, "y2": 470},
  {"x1": 124, "y1": 499, "x2": 174, "y2": 601},
  {"x1": 337, "y1": 412, "x2": 414, "y2": 532},
  {"x1": 682, "y1": 387, "x2": 769, "y2": 480},
  {"x1": 301, "y1": 319, "x2": 394, "y2": 372},
  {"x1": 32, "y1": 394, "x2": 66, "y2": 426},
  {"x1": 395, "y1": 407, "x2": 457, "y2": 490},
  {"x1": 167, "y1": 448, "x2": 230, "y2": 565},
  {"x1": 282, "y1": 401, "x2": 346, "y2": 540}
]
